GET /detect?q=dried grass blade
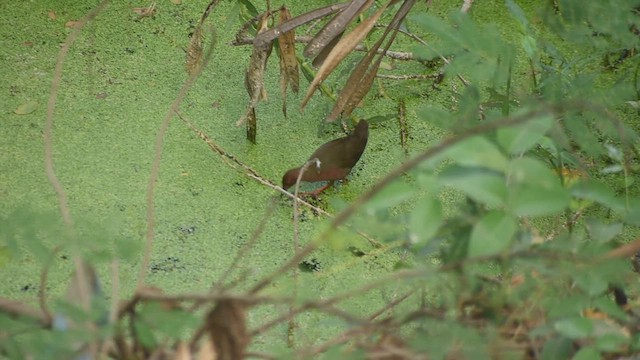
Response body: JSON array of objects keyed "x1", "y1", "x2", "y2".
[
  {"x1": 301, "y1": 1, "x2": 388, "y2": 110},
  {"x1": 206, "y1": 299, "x2": 248, "y2": 360},
  {"x1": 311, "y1": 30, "x2": 343, "y2": 67},
  {"x1": 303, "y1": 0, "x2": 372, "y2": 58},
  {"x1": 186, "y1": 27, "x2": 204, "y2": 75},
  {"x1": 186, "y1": 0, "x2": 222, "y2": 74},
  {"x1": 238, "y1": 14, "x2": 272, "y2": 139},
  {"x1": 253, "y1": 2, "x2": 350, "y2": 49},
  {"x1": 277, "y1": 7, "x2": 299, "y2": 117},
  {"x1": 327, "y1": 0, "x2": 415, "y2": 121}
]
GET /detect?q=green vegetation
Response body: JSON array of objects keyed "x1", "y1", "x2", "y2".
[{"x1": 1, "y1": 0, "x2": 640, "y2": 358}]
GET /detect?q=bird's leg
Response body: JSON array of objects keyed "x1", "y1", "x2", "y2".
[{"x1": 309, "y1": 181, "x2": 335, "y2": 197}]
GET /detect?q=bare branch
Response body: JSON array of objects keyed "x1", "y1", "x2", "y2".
[{"x1": 138, "y1": 28, "x2": 217, "y2": 289}]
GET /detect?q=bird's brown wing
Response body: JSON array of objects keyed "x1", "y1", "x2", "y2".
[
  {"x1": 307, "y1": 121, "x2": 368, "y2": 172},
  {"x1": 343, "y1": 132, "x2": 367, "y2": 167},
  {"x1": 308, "y1": 137, "x2": 353, "y2": 169}
]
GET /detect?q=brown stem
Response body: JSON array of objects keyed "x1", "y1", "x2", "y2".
[
  {"x1": 249, "y1": 105, "x2": 559, "y2": 296},
  {"x1": 44, "y1": 0, "x2": 110, "y2": 323},
  {"x1": 137, "y1": 28, "x2": 218, "y2": 290}
]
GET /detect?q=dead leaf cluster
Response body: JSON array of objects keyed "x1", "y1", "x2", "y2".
[{"x1": 228, "y1": 0, "x2": 418, "y2": 143}]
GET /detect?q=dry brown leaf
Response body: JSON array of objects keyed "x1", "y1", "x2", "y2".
[
  {"x1": 303, "y1": 0, "x2": 372, "y2": 59},
  {"x1": 48, "y1": 11, "x2": 57, "y2": 21},
  {"x1": 277, "y1": 7, "x2": 299, "y2": 118},
  {"x1": 327, "y1": 0, "x2": 415, "y2": 121},
  {"x1": 136, "y1": 285, "x2": 181, "y2": 310},
  {"x1": 238, "y1": 12, "x2": 272, "y2": 141},
  {"x1": 171, "y1": 0, "x2": 182, "y2": 4},
  {"x1": 133, "y1": 1, "x2": 156, "y2": 17},
  {"x1": 206, "y1": 299, "x2": 248, "y2": 360},
  {"x1": 174, "y1": 341, "x2": 191, "y2": 360},
  {"x1": 58, "y1": 260, "x2": 101, "y2": 358},
  {"x1": 240, "y1": 44, "x2": 269, "y2": 124},
  {"x1": 339, "y1": 52, "x2": 382, "y2": 119},
  {"x1": 301, "y1": 0, "x2": 387, "y2": 110},
  {"x1": 14, "y1": 101, "x2": 38, "y2": 115},
  {"x1": 65, "y1": 20, "x2": 82, "y2": 29},
  {"x1": 246, "y1": 108, "x2": 257, "y2": 143},
  {"x1": 197, "y1": 340, "x2": 217, "y2": 360},
  {"x1": 311, "y1": 31, "x2": 343, "y2": 68},
  {"x1": 253, "y1": 2, "x2": 349, "y2": 50},
  {"x1": 186, "y1": 27, "x2": 204, "y2": 75},
  {"x1": 278, "y1": 7, "x2": 299, "y2": 93}
]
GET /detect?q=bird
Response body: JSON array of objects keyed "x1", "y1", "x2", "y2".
[{"x1": 282, "y1": 119, "x2": 368, "y2": 196}]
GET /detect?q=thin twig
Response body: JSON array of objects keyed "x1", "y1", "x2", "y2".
[
  {"x1": 461, "y1": 0, "x2": 474, "y2": 13},
  {"x1": 176, "y1": 111, "x2": 265, "y2": 179},
  {"x1": 118, "y1": 288, "x2": 271, "y2": 320},
  {"x1": 233, "y1": 35, "x2": 415, "y2": 61},
  {"x1": 38, "y1": 250, "x2": 58, "y2": 326},
  {"x1": 604, "y1": 237, "x2": 640, "y2": 260},
  {"x1": 0, "y1": 298, "x2": 48, "y2": 325},
  {"x1": 250, "y1": 101, "x2": 616, "y2": 299},
  {"x1": 293, "y1": 159, "x2": 319, "y2": 255},
  {"x1": 137, "y1": 29, "x2": 217, "y2": 290},
  {"x1": 376, "y1": 73, "x2": 441, "y2": 80},
  {"x1": 98, "y1": 259, "x2": 120, "y2": 357},
  {"x1": 398, "y1": 98, "x2": 408, "y2": 156},
  {"x1": 43, "y1": 2, "x2": 110, "y2": 349},
  {"x1": 250, "y1": 268, "x2": 425, "y2": 336},
  {"x1": 289, "y1": 159, "x2": 319, "y2": 348},
  {"x1": 177, "y1": 112, "x2": 383, "y2": 248},
  {"x1": 298, "y1": 289, "x2": 417, "y2": 357}
]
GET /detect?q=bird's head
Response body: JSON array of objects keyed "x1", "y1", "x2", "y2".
[{"x1": 282, "y1": 168, "x2": 300, "y2": 190}]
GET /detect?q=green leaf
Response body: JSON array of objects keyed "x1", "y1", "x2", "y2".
[
  {"x1": 572, "y1": 347, "x2": 600, "y2": 360},
  {"x1": 507, "y1": 157, "x2": 558, "y2": 186},
  {"x1": 497, "y1": 113, "x2": 553, "y2": 154},
  {"x1": 554, "y1": 317, "x2": 593, "y2": 339},
  {"x1": 237, "y1": 0, "x2": 259, "y2": 17},
  {"x1": 1, "y1": 208, "x2": 63, "y2": 263},
  {"x1": 439, "y1": 165, "x2": 507, "y2": 206},
  {"x1": 624, "y1": 199, "x2": 640, "y2": 226},
  {"x1": 572, "y1": 271, "x2": 609, "y2": 297},
  {"x1": 138, "y1": 302, "x2": 199, "y2": 338},
  {"x1": 409, "y1": 194, "x2": 442, "y2": 245},
  {"x1": 522, "y1": 35, "x2": 538, "y2": 60},
  {"x1": 444, "y1": 136, "x2": 508, "y2": 171},
  {"x1": 365, "y1": 180, "x2": 415, "y2": 213},
  {"x1": 411, "y1": 13, "x2": 463, "y2": 50},
  {"x1": 417, "y1": 103, "x2": 454, "y2": 130},
  {"x1": 541, "y1": 337, "x2": 575, "y2": 360},
  {"x1": 508, "y1": 184, "x2": 569, "y2": 216},
  {"x1": 564, "y1": 115, "x2": 604, "y2": 156},
  {"x1": 595, "y1": 333, "x2": 628, "y2": 353},
  {"x1": 592, "y1": 298, "x2": 628, "y2": 322},
  {"x1": 134, "y1": 320, "x2": 157, "y2": 349},
  {"x1": 411, "y1": 12, "x2": 513, "y2": 85},
  {"x1": 585, "y1": 219, "x2": 623, "y2": 243},
  {"x1": 507, "y1": 157, "x2": 570, "y2": 216},
  {"x1": 571, "y1": 179, "x2": 626, "y2": 212},
  {"x1": 468, "y1": 211, "x2": 517, "y2": 257},
  {"x1": 505, "y1": 0, "x2": 529, "y2": 32}
]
